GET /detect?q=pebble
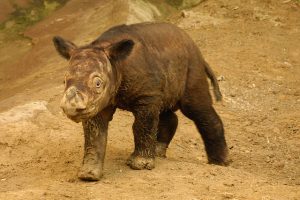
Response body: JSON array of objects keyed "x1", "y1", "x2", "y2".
[
  {"x1": 217, "y1": 75, "x2": 225, "y2": 81},
  {"x1": 103, "y1": 180, "x2": 112, "y2": 184},
  {"x1": 283, "y1": 61, "x2": 292, "y2": 67},
  {"x1": 222, "y1": 192, "x2": 234, "y2": 199},
  {"x1": 55, "y1": 18, "x2": 64, "y2": 22},
  {"x1": 210, "y1": 171, "x2": 217, "y2": 176},
  {"x1": 223, "y1": 182, "x2": 235, "y2": 187},
  {"x1": 274, "y1": 161, "x2": 285, "y2": 169},
  {"x1": 283, "y1": 0, "x2": 292, "y2": 3},
  {"x1": 181, "y1": 10, "x2": 189, "y2": 18}
]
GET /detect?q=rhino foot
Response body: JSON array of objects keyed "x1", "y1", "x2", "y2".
[
  {"x1": 78, "y1": 163, "x2": 103, "y2": 181},
  {"x1": 126, "y1": 155, "x2": 155, "y2": 170},
  {"x1": 155, "y1": 142, "x2": 167, "y2": 158}
]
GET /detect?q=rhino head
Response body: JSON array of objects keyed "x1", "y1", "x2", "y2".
[{"x1": 53, "y1": 36, "x2": 134, "y2": 122}]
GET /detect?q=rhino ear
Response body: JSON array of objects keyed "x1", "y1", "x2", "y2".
[
  {"x1": 105, "y1": 39, "x2": 134, "y2": 60},
  {"x1": 53, "y1": 36, "x2": 77, "y2": 59}
]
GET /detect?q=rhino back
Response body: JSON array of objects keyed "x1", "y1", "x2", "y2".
[{"x1": 93, "y1": 23, "x2": 204, "y2": 110}]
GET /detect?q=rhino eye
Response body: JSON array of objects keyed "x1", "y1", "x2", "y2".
[
  {"x1": 93, "y1": 77, "x2": 102, "y2": 88},
  {"x1": 96, "y1": 81, "x2": 101, "y2": 88}
]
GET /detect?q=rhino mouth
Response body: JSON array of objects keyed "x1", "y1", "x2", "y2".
[
  {"x1": 67, "y1": 114, "x2": 89, "y2": 123},
  {"x1": 64, "y1": 106, "x2": 98, "y2": 123}
]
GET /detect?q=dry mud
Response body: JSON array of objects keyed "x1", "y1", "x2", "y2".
[{"x1": 0, "y1": 0, "x2": 299, "y2": 199}]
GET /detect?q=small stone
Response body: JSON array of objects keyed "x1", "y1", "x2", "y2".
[
  {"x1": 222, "y1": 192, "x2": 234, "y2": 199},
  {"x1": 181, "y1": 10, "x2": 189, "y2": 18},
  {"x1": 278, "y1": 61, "x2": 292, "y2": 68},
  {"x1": 217, "y1": 75, "x2": 225, "y2": 81},
  {"x1": 55, "y1": 18, "x2": 64, "y2": 22},
  {"x1": 62, "y1": 194, "x2": 72, "y2": 198},
  {"x1": 274, "y1": 161, "x2": 285, "y2": 169},
  {"x1": 67, "y1": 178, "x2": 76, "y2": 183},
  {"x1": 282, "y1": 0, "x2": 292, "y2": 3},
  {"x1": 209, "y1": 171, "x2": 216, "y2": 176},
  {"x1": 249, "y1": 83, "x2": 256, "y2": 88},
  {"x1": 223, "y1": 182, "x2": 235, "y2": 187},
  {"x1": 283, "y1": 61, "x2": 292, "y2": 67},
  {"x1": 103, "y1": 180, "x2": 112, "y2": 184},
  {"x1": 272, "y1": 90, "x2": 279, "y2": 95}
]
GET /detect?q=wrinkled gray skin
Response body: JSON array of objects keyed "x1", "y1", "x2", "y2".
[{"x1": 53, "y1": 22, "x2": 228, "y2": 181}]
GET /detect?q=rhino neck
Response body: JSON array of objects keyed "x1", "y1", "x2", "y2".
[{"x1": 104, "y1": 55, "x2": 122, "y2": 105}]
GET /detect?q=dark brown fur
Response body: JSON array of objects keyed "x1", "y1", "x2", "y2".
[{"x1": 53, "y1": 22, "x2": 228, "y2": 181}]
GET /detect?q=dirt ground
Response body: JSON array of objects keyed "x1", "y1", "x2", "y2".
[{"x1": 0, "y1": 0, "x2": 299, "y2": 199}]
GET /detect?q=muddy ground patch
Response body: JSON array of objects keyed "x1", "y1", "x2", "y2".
[{"x1": 0, "y1": 0, "x2": 299, "y2": 199}]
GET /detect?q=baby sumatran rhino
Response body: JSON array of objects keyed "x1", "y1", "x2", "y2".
[{"x1": 53, "y1": 22, "x2": 228, "y2": 181}]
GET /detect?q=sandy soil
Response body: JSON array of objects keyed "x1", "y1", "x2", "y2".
[{"x1": 0, "y1": 0, "x2": 299, "y2": 199}]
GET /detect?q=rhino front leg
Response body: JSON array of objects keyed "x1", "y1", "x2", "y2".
[
  {"x1": 78, "y1": 107, "x2": 115, "y2": 181},
  {"x1": 127, "y1": 105, "x2": 160, "y2": 170}
]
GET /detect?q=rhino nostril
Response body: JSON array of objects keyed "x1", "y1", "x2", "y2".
[{"x1": 76, "y1": 107, "x2": 86, "y2": 112}]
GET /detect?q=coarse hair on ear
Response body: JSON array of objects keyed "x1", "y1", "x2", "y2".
[
  {"x1": 104, "y1": 39, "x2": 134, "y2": 61},
  {"x1": 52, "y1": 36, "x2": 77, "y2": 59}
]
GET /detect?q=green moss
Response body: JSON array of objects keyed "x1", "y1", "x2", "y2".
[
  {"x1": 147, "y1": 0, "x2": 177, "y2": 20},
  {"x1": 0, "y1": 0, "x2": 68, "y2": 42},
  {"x1": 146, "y1": 0, "x2": 204, "y2": 22},
  {"x1": 165, "y1": 0, "x2": 204, "y2": 9},
  {"x1": 165, "y1": 0, "x2": 182, "y2": 8}
]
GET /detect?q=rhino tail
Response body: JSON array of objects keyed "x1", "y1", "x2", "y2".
[{"x1": 204, "y1": 61, "x2": 222, "y2": 101}]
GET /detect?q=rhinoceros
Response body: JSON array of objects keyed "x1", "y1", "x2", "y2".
[{"x1": 53, "y1": 22, "x2": 228, "y2": 181}]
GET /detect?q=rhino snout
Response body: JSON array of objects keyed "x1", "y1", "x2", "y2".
[{"x1": 60, "y1": 86, "x2": 88, "y2": 116}]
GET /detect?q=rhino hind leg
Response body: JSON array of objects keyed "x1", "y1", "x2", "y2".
[
  {"x1": 180, "y1": 75, "x2": 229, "y2": 165},
  {"x1": 181, "y1": 104, "x2": 228, "y2": 165},
  {"x1": 156, "y1": 111, "x2": 178, "y2": 158}
]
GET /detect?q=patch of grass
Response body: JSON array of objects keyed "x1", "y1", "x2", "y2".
[{"x1": 0, "y1": 0, "x2": 68, "y2": 42}]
